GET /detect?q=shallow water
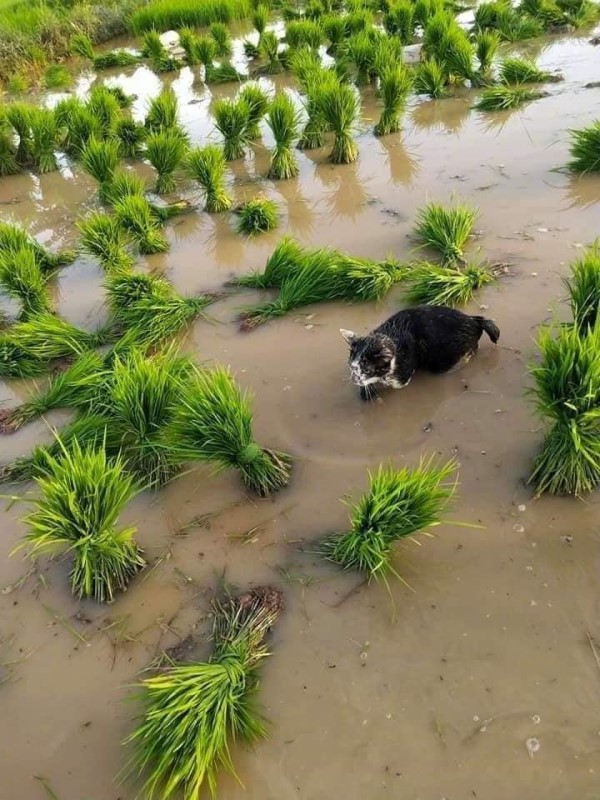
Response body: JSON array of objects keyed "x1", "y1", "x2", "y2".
[{"x1": 1, "y1": 24, "x2": 600, "y2": 800}]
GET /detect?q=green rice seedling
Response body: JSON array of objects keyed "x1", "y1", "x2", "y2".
[
  {"x1": 441, "y1": 25, "x2": 477, "y2": 84},
  {"x1": 285, "y1": 19, "x2": 323, "y2": 50},
  {"x1": 321, "y1": 459, "x2": 456, "y2": 583},
  {"x1": 258, "y1": 30, "x2": 283, "y2": 74},
  {"x1": 475, "y1": 2, "x2": 544, "y2": 40},
  {"x1": 44, "y1": 64, "x2": 71, "y2": 90},
  {"x1": 238, "y1": 83, "x2": 270, "y2": 139},
  {"x1": 115, "y1": 118, "x2": 147, "y2": 159},
  {"x1": 474, "y1": 84, "x2": 544, "y2": 111},
  {"x1": 113, "y1": 195, "x2": 169, "y2": 254},
  {"x1": 6, "y1": 103, "x2": 34, "y2": 166},
  {"x1": 564, "y1": 244, "x2": 600, "y2": 333},
  {"x1": 403, "y1": 261, "x2": 493, "y2": 306},
  {"x1": 422, "y1": 10, "x2": 453, "y2": 59},
  {"x1": 253, "y1": 2, "x2": 270, "y2": 37},
  {"x1": 80, "y1": 137, "x2": 121, "y2": 202},
  {"x1": 0, "y1": 222, "x2": 76, "y2": 273},
  {"x1": 54, "y1": 98, "x2": 100, "y2": 155},
  {"x1": 414, "y1": 0, "x2": 446, "y2": 27},
  {"x1": 78, "y1": 212, "x2": 135, "y2": 274},
  {"x1": 519, "y1": 0, "x2": 564, "y2": 24},
  {"x1": 213, "y1": 98, "x2": 251, "y2": 161},
  {"x1": 528, "y1": 323, "x2": 600, "y2": 496},
  {"x1": 28, "y1": 108, "x2": 59, "y2": 174},
  {"x1": 0, "y1": 110, "x2": 19, "y2": 177},
  {"x1": 0, "y1": 336, "x2": 47, "y2": 379},
  {"x1": 6, "y1": 73, "x2": 29, "y2": 95},
  {"x1": 125, "y1": 586, "x2": 283, "y2": 799},
  {"x1": 131, "y1": 0, "x2": 251, "y2": 31},
  {"x1": 142, "y1": 30, "x2": 180, "y2": 73},
  {"x1": 234, "y1": 236, "x2": 305, "y2": 288},
  {"x1": 104, "y1": 87, "x2": 134, "y2": 110},
  {"x1": 321, "y1": 83, "x2": 360, "y2": 164},
  {"x1": 499, "y1": 56, "x2": 556, "y2": 84},
  {"x1": 87, "y1": 86, "x2": 122, "y2": 139},
  {"x1": 290, "y1": 45, "x2": 323, "y2": 88},
  {"x1": 145, "y1": 129, "x2": 188, "y2": 194},
  {"x1": 475, "y1": 30, "x2": 500, "y2": 78},
  {"x1": 179, "y1": 27, "x2": 201, "y2": 64},
  {"x1": 71, "y1": 31, "x2": 95, "y2": 61},
  {"x1": 195, "y1": 34, "x2": 217, "y2": 72},
  {"x1": 210, "y1": 22, "x2": 233, "y2": 57},
  {"x1": 322, "y1": 14, "x2": 345, "y2": 54},
  {"x1": 22, "y1": 441, "x2": 145, "y2": 602},
  {"x1": 344, "y1": 30, "x2": 378, "y2": 85},
  {"x1": 10, "y1": 313, "x2": 112, "y2": 361},
  {"x1": 373, "y1": 36, "x2": 404, "y2": 80},
  {"x1": 93, "y1": 50, "x2": 142, "y2": 70},
  {"x1": 266, "y1": 92, "x2": 301, "y2": 179},
  {"x1": 145, "y1": 88, "x2": 183, "y2": 136},
  {"x1": 244, "y1": 40, "x2": 261, "y2": 59},
  {"x1": 236, "y1": 197, "x2": 279, "y2": 236},
  {"x1": 375, "y1": 64, "x2": 413, "y2": 136},
  {"x1": 384, "y1": 0, "x2": 415, "y2": 43},
  {"x1": 568, "y1": 121, "x2": 600, "y2": 174},
  {"x1": 343, "y1": 8, "x2": 374, "y2": 34},
  {"x1": 186, "y1": 144, "x2": 232, "y2": 212},
  {"x1": 206, "y1": 63, "x2": 245, "y2": 84},
  {"x1": 414, "y1": 59, "x2": 448, "y2": 98},
  {"x1": 104, "y1": 169, "x2": 147, "y2": 207},
  {"x1": 414, "y1": 201, "x2": 477, "y2": 264},
  {"x1": 168, "y1": 365, "x2": 292, "y2": 495},
  {"x1": 0, "y1": 247, "x2": 51, "y2": 320}
]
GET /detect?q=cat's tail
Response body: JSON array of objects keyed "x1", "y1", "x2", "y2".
[{"x1": 476, "y1": 316, "x2": 500, "y2": 343}]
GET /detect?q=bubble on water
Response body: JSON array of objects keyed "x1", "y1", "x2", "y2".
[
  {"x1": 526, "y1": 737, "x2": 541, "y2": 758},
  {"x1": 532, "y1": 715, "x2": 541, "y2": 724}
]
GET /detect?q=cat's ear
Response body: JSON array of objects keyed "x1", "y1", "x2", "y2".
[{"x1": 340, "y1": 329, "x2": 357, "y2": 345}]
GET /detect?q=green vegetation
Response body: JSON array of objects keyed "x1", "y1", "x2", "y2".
[
  {"x1": 568, "y1": 121, "x2": 600, "y2": 173},
  {"x1": 113, "y1": 195, "x2": 169, "y2": 254},
  {"x1": 414, "y1": 201, "x2": 477, "y2": 263},
  {"x1": 80, "y1": 137, "x2": 121, "y2": 201},
  {"x1": 404, "y1": 262, "x2": 494, "y2": 306},
  {"x1": 142, "y1": 30, "x2": 181, "y2": 72},
  {"x1": 213, "y1": 97, "x2": 251, "y2": 161},
  {"x1": 286, "y1": 19, "x2": 323, "y2": 50},
  {"x1": 564, "y1": 244, "x2": 600, "y2": 334},
  {"x1": 0, "y1": 246, "x2": 51, "y2": 320},
  {"x1": 131, "y1": 0, "x2": 251, "y2": 33},
  {"x1": 210, "y1": 22, "x2": 232, "y2": 57},
  {"x1": 8, "y1": 312, "x2": 111, "y2": 362},
  {"x1": 499, "y1": 56, "x2": 556, "y2": 84},
  {"x1": 384, "y1": 0, "x2": 416, "y2": 43},
  {"x1": 321, "y1": 83, "x2": 360, "y2": 164},
  {"x1": 44, "y1": 64, "x2": 71, "y2": 90},
  {"x1": 78, "y1": 212, "x2": 135, "y2": 274},
  {"x1": 238, "y1": 83, "x2": 269, "y2": 140},
  {"x1": 145, "y1": 88, "x2": 182, "y2": 135},
  {"x1": 475, "y1": 30, "x2": 500, "y2": 77},
  {"x1": 475, "y1": 84, "x2": 545, "y2": 111},
  {"x1": 266, "y1": 92, "x2": 301, "y2": 179},
  {"x1": 236, "y1": 197, "x2": 279, "y2": 236},
  {"x1": 186, "y1": 144, "x2": 232, "y2": 212},
  {"x1": 0, "y1": 221, "x2": 75, "y2": 273},
  {"x1": 115, "y1": 118, "x2": 147, "y2": 159},
  {"x1": 146, "y1": 129, "x2": 188, "y2": 194},
  {"x1": 375, "y1": 64, "x2": 413, "y2": 137},
  {"x1": 258, "y1": 30, "x2": 283, "y2": 74}
]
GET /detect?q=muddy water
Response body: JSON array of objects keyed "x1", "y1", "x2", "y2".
[{"x1": 1, "y1": 27, "x2": 600, "y2": 800}]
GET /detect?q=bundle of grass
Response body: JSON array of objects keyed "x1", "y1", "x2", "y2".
[
  {"x1": 414, "y1": 0, "x2": 446, "y2": 27},
  {"x1": 422, "y1": 10, "x2": 454, "y2": 59},
  {"x1": 195, "y1": 34, "x2": 217, "y2": 72},
  {"x1": 233, "y1": 236, "x2": 305, "y2": 289},
  {"x1": 238, "y1": 83, "x2": 270, "y2": 140},
  {"x1": 0, "y1": 110, "x2": 19, "y2": 177},
  {"x1": 94, "y1": 50, "x2": 142, "y2": 69},
  {"x1": 236, "y1": 197, "x2": 279, "y2": 236},
  {"x1": 373, "y1": 36, "x2": 404, "y2": 80},
  {"x1": 70, "y1": 31, "x2": 96, "y2": 61},
  {"x1": 6, "y1": 103, "x2": 34, "y2": 167},
  {"x1": 403, "y1": 261, "x2": 493, "y2": 306},
  {"x1": 529, "y1": 323, "x2": 600, "y2": 496},
  {"x1": 9, "y1": 313, "x2": 112, "y2": 362},
  {"x1": 568, "y1": 121, "x2": 600, "y2": 174},
  {"x1": 28, "y1": 108, "x2": 59, "y2": 174},
  {"x1": 475, "y1": 30, "x2": 500, "y2": 79},
  {"x1": 285, "y1": 19, "x2": 324, "y2": 50},
  {"x1": 384, "y1": 0, "x2": 415, "y2": 43},
  {"x1": 244, "y1": 3, "x2": 269, "y2": 58},
  {"x1": 0, "y1": 336, "x2": 47, "y2": 379},
  {"x1": 266, "y1": 93, "x2": 301, "y2": 179},
  {"x1": 322, "y1": 14, "x2": 345, "y2": 54},
  {"x1": 473, "y1": 1, "x2": 543, "y2": 40},
  {"x1": 258, "y1": 30, "x2": 283, "y2": 74},
  {"x1": 343, "y1": 8, "x2": 374, "y2": 34},
  {"x1": 210, "y1": 22, "x2": 233, "y2": 57},
  {"x1": 321, "y1": 459, "x2": 456, "y2": 583},
  {"x1": 146, "y1": 130, "x2": 188, "y2": 194},
  {"x1": 80, "y1": 137, "x2": 121, "y2": 202},
  {"x1": 54, "y1": 98, "x2": 101, "y2": 156},
  {"x1": 78, "y1": 212, "x2": 135, "y2": 274},
  {"x1": 145, "y1": 88, "x2": 182, "y2": 136},
  {"x1": 375, "y1": 64, "x2": 413, "y2": 137},
  {"x1": 213, "y1": 98, "x2": 251, "y2": 161},
  {"x1": 178, "y1": 27, "x2": 201, "y2": 64},
  {"x1": 0, "y1": 222, "x2": 76, "y2": 273},
  {"x1": 125, "y1": 586, "x2": 283, "y2": 799},
  {"x1": 344, "y1": 30, "x2": 379, "y2": 85},
  {"x1": 321, "y1": 83, "x2": 360, "y2": 164},
  {"x1": 104, "y1": 169, "x2": 147, "y2": 206},
  {"x1": 115, "y1": 118, "x2": 147, "y2": 159},
  {"x1": 142, "y1": 30, "x2": 181, "y2": 73},
  {"x1": 414, "y1": 59, "x2": 448, "y2": 98},
  {"x1": 440, "y1": 25, "x2": 478, "y2": 85},
  {"x1": 44, "y1": 65, "x2": 71, "y2": 91},
  {"x1": 296, "y1": 68, "x2": 338, "y2": 150},
  {"x1": 474, "y1": 85, "x2": 545, "y2": 111},
  {"x1": 499, "y1": 56, "x2": 556, "y2": 84},
  {"x1": 0, "y1": 247, "x2": 51, "y2": 320},
  {"x1": 87, "y1": 86, "x2": 122, "y2": 139},
  {"x1": 168, "y1": 366, "x2": 292, "y2": 495},
  {"x1": 564, "y1": 244, "x2": 600, "y2": 333},
  {"x1": 186, "y1": 145, "x2": 232, "y2": 213},
  {"x1": 113, "y1": 195, "x2": 169, "y2": 254},
  {"x1": 414, "y1": 201, "x2": 477, "y2": 263},
  {"x1": 22, "y1": 442, "x2": 145, "y2": 602},
  {"x1": 206, "y1": 63, "x2": 246, "y2": 85}
]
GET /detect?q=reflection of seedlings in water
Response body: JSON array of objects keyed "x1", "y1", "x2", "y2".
[
  {"x1": 266, "y1": 92, "x2": 301, "y2": 179},
  {"x1": 319, "y1": 161, "x2": 369, "y2": 220},
  {"x1": 208, "y1": 214, "x2": 246, "y2": 267},
  {"x1": 236, "y1": 196, "x2": 279, "y2": 236},
  {"x1": 564, "y1": 173, "x2": 600, "y2": 209},
  {"x1": 414, "y1": 200, "x2": 477, "y2": 264},
  {"x1": 411, "y1": 95, "x2": 471, "y2": 134},
  {"x1": 274, "y1": 183, "x2": 315, "y2": 237},
  {"x1": 33, "y1": 775, "x2": 61, "y2": 800},
  {"x1": 378, "y1": 136, "x2": 421, "y2": 186},
  {"x1": 568, "y1": 120, "x2": 600, "y2": 174}
]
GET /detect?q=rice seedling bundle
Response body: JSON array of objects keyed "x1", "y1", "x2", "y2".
[
  {"x1": 80, "y1": 137, "x2": 121, "y2": 202},
  {"x1": 87, "y1": 86, "x2": 122, "y2": 139},
  {"x1": 178, "y1": 27, "x2": 201, "y2": 64},
  {"x1": 258, "y1": 30, "x2": 283, "y2": 74},
  {"x1": 0, "y1": 222, "x2": 76, "y2": 273},
  {"x1": 186, "y1": 144, "x2": 232, "y2": 213},
  {"x1": 519, "y1": 0, "x2": 565, "y2": 25},
  {"x1": 568, "y1": 121, "x2": 600, "y2": 174},
  {"x1": 322, "y1": 459, "x2": 456, "y2": 582},
  {"x1": 131, "y1": 0, "x2": 251, "y2": 33},
  {"x1": 115, "y1": 118, "x2": 147, "y2": 159},
  {"x1": 0, "y1": 110, "x2": 19, "y2": 177},
  {"x1": 344, "y1": 30, "x2": 379, "y2": 85},
  {"x1": 54, "y1": 98, "x2": 101, "y2": 155},
  {"x1": 125, "y1": 586, "x2": 283, "y2": 799},
  {"x1": 529, "y1": 323, "x2": 600, "y2": 495},
  {"x1": 474, "y1": 1, "x2": 543, "y2": 40},
  {"x1": 0, "y1": 336, "x2": 47, "y2": 379},
  {"x1": 195, "y1": 34, "x2": 217, "y2": 70},
  {"x1": 113, "y1": 195, "x2": 169, "y2": 254},
  {"x1": 474, "y1": 85, "x2": 544, "y2": 111},
  {"x1": 375, "y1": 64, "x2": 413, "y2": 137},
  {"x1": 475, "y1": 30, "x2": 500, "y2": 77},
  {"x1": 78, "y1": 212, "x2": 135, "y2": 274},
  {"x1": 70, "y1": 32, "x2": 95, "y2": 61},
  {"x1": 373, "y1": 36, "x2": 404, "y2": 80},
  {"x1": 210, "y1": 22, "x2": 233, "y2": 57},
  {"x1": 6, "y1": 103, "x2": 34, "y2": 166},
  {"x1": 413, "y1": 58, "x2": 447, "y2": 98},
  {"x1": 499, "y1": 56, "x2": 555, "y2": 84},
  {"x1": 103, "y1": 169, "x2": 147, "y2": 207},
  {"x1": 44, "y1": 65, "x2": 71, "y2": 91},
  {"x1": 266, "y1": 92, "x2": 301, "y2": 179},
  {"x1": 413, "y1": 0, "x2": 446, "y2": 27},
  {"x1": 93, "y1": 50, "x2": 142, "y2": 70},
  {"x1": 384, "y1": 1, "x2": 415, "y2": 43},
  {"x1": 253, "y1": 3, "x2": 270, "y2": 36},
  {"x1": 322, "y1": 14, "x2": 345, "y2": 54},
  {"x1": 564, "y1": 244, "x2": 600, "y2": 334},
  {"x1": 206, "y1": 63, "x2": 246, "y2": 85},
  {"x1": 403, "y1": 261, "x2": 493, "y2": 306},
  {"x1": 22, "y1": 442, "x2": 145, "y2": 602},
  {"x1": 414, "y1": 201, "x2": 477, "y2": 263},
  {"x1": 234, "y1": 236, "x2": 306, "y2": 288},
  {"x1": 236, "y1": 197, "x2": 279, "y2": 236},
  {"x1": 29, "y1": 106, "x2": 61, "y2": 172},
  {"x1": 422, "y1": 10, "x2": 454, "y2": 59},
  {"x1": 145, "y1": 88, "x2": 181, "y2": 136},
  {"x1": 238, "y1": 83, "x2": 270, "y2": 140},
  {"x1": 440, "y1": 25, "x2": 477, "y2": 84},
  {"x1": 321, "y1": 82, "x2": 360, "y2": 164},
  {"x1": 9, "y1": 313, "x2": 112, "y2": 362},
  {"x1": 142, "y1": 30, "x2": 180, "y2": 73},
  {"x1": 0, "y1": 247, "x2": 51, "y2": 320},
  {"x1": 292, "y1": 59, "x2": 337, "y2": 150},
  {"x1": 213, "y1": 98, "x2": 252, "y2": 161},
  {"x1": 168, "y1": 366, "x2": 292, "y2": 495},
  {"x1": 343, "y1": 8, "x2": 374, "y2": 34},
  {"x1": 285, "y1": 19, "x2": 324, "y2": 50},
  {"x1": 146, "y1": 129, "x2": 188, "y2": 194}
]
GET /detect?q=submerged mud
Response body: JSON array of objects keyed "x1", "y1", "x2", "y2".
[{"x1": 0, "y1": 27, "x2": 600, "y2": 800}]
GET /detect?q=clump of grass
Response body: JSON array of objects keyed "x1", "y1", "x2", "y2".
[
  {"x1": 475, "y1": 30, "x2": 500, "y2": 78},
  {"x1": 115, "y1": 118, "x2": 147, "y2": 159},
  {"x1": 292, "y1": 58, "x2": 337, "y2": 150},
  {"x1": 528, "y1": 323, "x2": 600, "y2": 496},
  {"x1": 322, "y1": 459, "x2": 456, "y2": 583},
  {"x1": 404, "y1": 261, "x2": 494, "y2": 306},
  {"x1": 186, "y1": 145, "x2": 232, "y2": 213},
  {"x1": 104, "y1": 169, "x2": 147, "y2": 207},
  {"x1": 195, "y1": 34, "x2": 217, "y2": 71},
  {"x1": 564, "y1": 244, "x2": 600, "y2": 334},
  {"x1": 54, "y1": 98, "x2": 100, "y2": 156},
  {"x1": 113, "y1": 195, "x2": 169, "y2": 254},
  {"x1": 322, "y1": 15, "x2": 345, "y2": 54},
  {"x1": 28, "y1": 108, "x2": 59, "y2": 174},
  {"x1": 321, "y1": 83, "x2": 360, "y2": 164},
  {"x1": 44, "y1": 64, "x2": 71, "y2": 90},
  {"x1": 475, "y1": 84, "x2": 545, "y2": 111},
  {"x1": 9, "y1": 313, "x2": 111, "y2": 361},
  {"x1": 94, "y1": 50, "x2": 142, "y2": 70},
  {"x1": 384, "y1": 0, "x2": 415, "y2": 43},
  {"x1": 87, "y1": 86, "x2": 122, "y2": 138},
  {"x1": 169, "y1": 366, "x2": 292, "y2": 495},
  {"x1": 71, "y1": 32, "x2": 95, "y2": 61},
  {"x1": 206, "y1": 63, "x2": 245, "y2": 84},
  {"x1": 78, "y1": 212, "x2": 135, "y2": 274},
  {"x1": 0, "y1": 221, "x2": 76, "y2": 273},
  {"x1": 443, "y1": 25, "x2": 478, "y2": 84},
  {"x1": 0, "y1": 247, "x2": 51, "y2": 320},
  {"x1": 0, "y1": 110, "x2": 19, "y2": 176},
  {"x1": 125, "y1": 586, "x2": 283, "y2": 799},
  {"x1": 238, "y1": 83, "x2": 269, "y2": 139},
  {"x1": 213, "y1": 97, "x2": 251, "y2": 161},
  {"x1": 80, "y1": 137, "x2": 121, "y2": 202},
  {"x1": 131, "y1": 0, "x2": 251, "y2": 32},
  {"x1": 142, "y1": 30, "x2": 181, "y2": 73},
  {"x1": 6, "y1": 73, "x2": 29, "y2": 95},
  {"x1": 286, "y1": 19, "x2": 323, "y2": 50},
  {"x1": 7, "y1": 103, "x2": 34, "y2": 167},
  {"x1": 0, "y1": 337, "x2": 47, "y2": 379},
  {"x1": 145, "y1": 88, "x2": 181, "y2": 135},
  {"x1": 179, "y1": 27, "x2": 201, "y2": 64},
  {"x1": 266, "y1": 92, "x2": 301, "y2": 179},
  {"x1": 499, "y1": 56, "x2": 556, "y2": 84},
  {"x1": 258, "y1": 30, "x2": 283, "y2": 74},
  {"x1": 414, "y1": 58, "x2": 448, "y2": 99},
  {"x1": 344, "y1": 30, "x2": 378, "y2": 85},
  {"x1": 474, "y1": 2, "x2": 544, "y2": 40},
  {"x1": 236, "y1": 197, "x2": 279, "y2": 236},
  {"x1": 210, "y1": 22, "x2": 232, "y2": 57},
  {"x1": 375, "y1": 64, "x2": 413, "y2": 137},
  {"x1": 146, "y1": 129, "x2": 188, "y2": 194},
  {"x1": 234, "y1": 236, "x2": 305, "y2": 289},
  {"x1": 22, "y1": 441, "x2": 145, "y2": 602},
  {"x1": 568, "y1": 121, "x2": 600, "y2": 174},
  {"x1": 414, "y1": 201, "x2": 477, "y2": 263}
]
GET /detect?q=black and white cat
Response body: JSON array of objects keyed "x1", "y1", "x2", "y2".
[{"x1": 341, "y1": 305, "x2": 500, "y2": 400}]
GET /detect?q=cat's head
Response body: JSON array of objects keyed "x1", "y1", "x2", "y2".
[{"x1": 341, "y1": 329, "x2": 396, "y2": 386}]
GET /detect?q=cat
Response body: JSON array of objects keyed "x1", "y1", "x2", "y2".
[{"x1": 341, "y1": 305, "x2": 500, "y2": 400}]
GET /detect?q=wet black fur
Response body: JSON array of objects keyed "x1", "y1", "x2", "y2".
[{"x1": 347, "y1": 305, "x2": 500, "y2": 400}]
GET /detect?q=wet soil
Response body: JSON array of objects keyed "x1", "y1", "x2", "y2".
[{"x1": 1, "y1": 25, "x2": 600, "y2": 800}]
